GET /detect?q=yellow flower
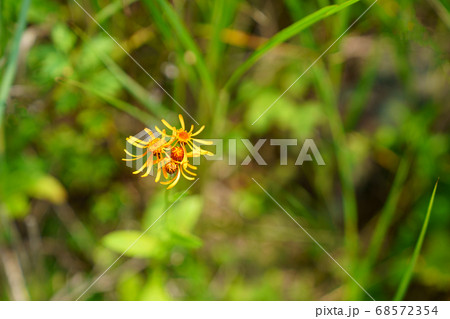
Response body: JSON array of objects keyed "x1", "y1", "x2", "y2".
[
  {"x1": 160, "y1": 153, "x2": 198, "y2": 189},
  {"x1": 123, "y1": 114, "x2": 213, "y2": 189},
  {"x1": 158, "y1": 114, "x2": 214, "y2": 157},
  {"x1": 123, "y1": 128, "x2": 171, "y2": 178}
]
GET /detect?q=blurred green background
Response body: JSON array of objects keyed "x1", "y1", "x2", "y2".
[{"x1": 0, "y1": 0, "x2": 449, "y2": 301}]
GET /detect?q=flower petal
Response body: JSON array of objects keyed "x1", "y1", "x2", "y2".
[
  {"x1": 178, "y1": 114, "x2": 185, "y2": 130},
  {"x1": 193, "y1": 138, "x2": 213, "y2": 145},
  {"x1": 167, "y1": 169, "x2": 181, "y2": 189},
  {"x1": 191, "y1": 125, "x2": 205, "y2": 136},
  {"x1": 162, "y1": 119, "x2": 175, "y2": 130}
]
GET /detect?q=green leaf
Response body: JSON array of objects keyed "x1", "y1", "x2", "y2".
[
  {"x1": 142, "y1": 191, "x2": 167, "y2": 230},
  {"x1": 51, "y1": 23, "x2": 77, "y2": 53},
  {"x1": 78, "y1": 35, "x2": 114, "y2": 72},
  {"x1": 87, "y1": 69, "x2": 122, "y2": 97},
  {"x1": 26, "y1": 174, "x2": 67, "y2": 204},
  {"x1": 138, "y1": 269, "x2": 170, "y2": 300},
  {"x1": 169, "y1": 231, "x2": 203, "y2": 249},
  {"x1": 394, "y1": 180, "x2": 439, "y2": 300},
  {"x1": 2, "y1": 192, "x2": 30, "y2": 218},
  {"x1": 117, "y1": 271, "x2": 144, "y2": 301},
  {"x1": 167, "y1": 195, "x2": 203, "y2": 233},
  {"x1": 102, "y1": 230, "x2": 163, "y2": 258},
  {"x1": 225, "y1": 0, "x2": 360, "y2": 88}
]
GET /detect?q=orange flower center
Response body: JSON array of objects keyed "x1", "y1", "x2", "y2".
[
  {"x1": 170, "y1": 146, "x2": 184, "y2": 162},
  {"x1": 165, "y1": 162, "x2": 178, "y2": 174},
  {"x1": 177, "y1": 130, "x2": 190, "y2": 142}
]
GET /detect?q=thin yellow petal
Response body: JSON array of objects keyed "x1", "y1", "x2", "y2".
[
  {"x1": 161, "y1": 119, "x2": 174, "y2": 130},
  {"x1": 144, "y1": 128, "x2": 156, "y2": 139},
  {"x1": 162, "y1": 166, "x2": 168, "y2": 179},
  {"x1": 123, "y1": 149, "x2": 148, "y2": 161},
  {"x1": 193, "y1": 138, "x2": 213, "y2": 145},
  {"x1": 178, "y1": 114, "x2": 185, "y2": 130},
  {"x1": 181, "y1": 168, "x2": 195, "y2": 180},
  {"x1": 124, "y1": 149, "x2": 140, "y2": 158},
  {"x1": 155, "y1": 162, "x2": 162, "y2": 182},
  {"x1": 186, "y1": 163, "x2": 197, "y2": 170},
  {"x1": 191, "y1": 125, "x2": 205, "y2": 136},
  {"x1": 160, "y1": 174, "x2": 176, "y2": 185},
  {"x1": 154, "y1": 125, "x2": 165, "y2": 135},
  {"x1": 133, "y1": 161, "x2": 148, "y2": 174},
  {"x1": 184, "y1": 167, "x2": 197, "y2": 176},
  {"x1": 167, "y1": 170, "x2": 181, "y2": 189},
  {"x1": 127, "y1": 136, "x2": 150, "y2": 145},
  {"x1": 127, "y1": 139, "x2": 148, "y2": 148}
]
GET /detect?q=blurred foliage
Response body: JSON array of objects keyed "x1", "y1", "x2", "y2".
[{"x1": 0, "y1": 0, "x2": 449, "y2": 301}]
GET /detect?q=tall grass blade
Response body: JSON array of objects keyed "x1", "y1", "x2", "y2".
[
  {"x1": 349, "y1": 157, "x2": 410, "y2": 299},
  {"x1": 0, "y1": 0, "x2": 31, "y2": 128},
  {"x1": 206, "y1": 0, "x2": 238, "y2": 76},
  {"x1": 60, "y1": 78, "x2": 155, "y2": 125},
  {"x1": 367, "y1": 158, "x2": 410, "y2": 266},
  {"x1": 143, "y1": 0, "x2": 215, "y2": 97},
  {"x1": 394, "y1": 179, "x2": 439, "y2": 301},
  {"x1": 72, "y1": 27, "x2": 167, "y2": 117},
  {"x1": 225, "y1": 0, "x2": 360, "y2": 88},
  {"x1": 96, "y1": 0, "x2": 138, "y2": 24}
]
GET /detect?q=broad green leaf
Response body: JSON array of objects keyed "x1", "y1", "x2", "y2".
[
  {"x1": 117, "y1": 272, "x2": 144, "y2": 301},
  {"x1": 102, "y1": 230, "x2": 163, "y2": 258},
  {"x1": 27, "y1": 174, "x2": 67, "y2": 204},
  {"x1": 167, "y1": 195, "x2": 203, "y2": 233},
  {"x1": 169, "y1": 231, "x2": 203, "y2": 249},
  {"x1": 3, "y1": 192, "x2": 30, "y2": 218},
  {"x1": 139, "y1": 269, "x2": 170, "y2": 300},
  {"x1": 142, "y1": 191, "x2": 167, "y2": 230}
]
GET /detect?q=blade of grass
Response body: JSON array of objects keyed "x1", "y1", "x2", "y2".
[
  {"x1": 349, "y1": 157, "x2": 410, "y2": 299},
  {"x1": 312, "y1": 65, "x2": 359, "y2": 259},
  {"x1": 206, "y1": 0, "x2": 238, "y2": 78},
  {"x1": 95, "y1": 0, "x2": 138, "y2": 24},
  {"x1": 427, "y1": 0, "x2": 450, "y2": 30},
  {"x1": 141, "y1": 0, "x2": 202, "y2": 113},
  {"x1": 224, "y1": 0, "x2": 360, "y2": 89},
  {"x1": 344, "y1": 51, "x2": 379, "y2": 130},
  {"x1": 207, "y1": 0, "x2": 238, "y2": 131},
  {"x1": 0, "y1": 0, "x2": 31, "y2": 155},
  {"x1": 284, "y1": 0, "x2": 360, "y2": 262},
  {"x1": 60, "y1": 77, "x2": 155, "y2": 125},
  {"x1": 143, "y1": 0, "x2": 215, "y2": 99},
  {"x1": 72, "y1": 26, "x2": 170, "y2": 118},
  {"x1": 394, "y1": 179, "x2": 439, "y2": 301},
  {"x1": 367, "y1": 158, "x2": 410, "y2": 268},
  {"x1": 98, "y1": 53, "x2": 170, "y2": 117}
]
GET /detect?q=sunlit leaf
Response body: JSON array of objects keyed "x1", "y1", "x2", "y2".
[{"x1": 102, "y1": 230, "x2": 163, "y2": 258}]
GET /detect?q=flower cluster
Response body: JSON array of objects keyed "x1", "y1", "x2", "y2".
[{"x1": 123, "y1": 114, "x2": 213, "y2": 189}]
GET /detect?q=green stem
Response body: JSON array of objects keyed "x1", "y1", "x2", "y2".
[{"x1": 0, "y1": 0, "x2": 31, "y2": 155}]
